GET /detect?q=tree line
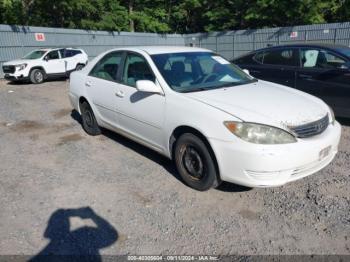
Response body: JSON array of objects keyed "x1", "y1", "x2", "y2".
[{"x1": 0, "y1": 0, "x2": 349, "y2": 33}]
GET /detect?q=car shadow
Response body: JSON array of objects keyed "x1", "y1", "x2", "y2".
[
  {"x1": 6, "y1": 78, "x2": 67, "y2": 85},
  {"x1": 70, "y1": 110, "x2": 182, "y2": 183},
  {"x1": 6, "y1": 80, "x2": 31, "y2": 85},
  {"x1": 71, "y1": 110, "x2": 253, "y2": 193},
  {"x1": 29, "y1": 207, "x2": 118, "y2": 262},
  {"x1": 216, "y1": 182, "x2": 252, "y2": 193}
]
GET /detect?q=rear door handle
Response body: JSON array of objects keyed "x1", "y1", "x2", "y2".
[
  {"x1": 299, "y1": 74, "x2": 313, "y2": 79},
  {"x1": 115, "y1": 90, "x2": 125, "y2": 98},
  {"x1": 250, "y1": 70, "x2": 261, "y2": 74},
  {"x1": 85, "y1": 81, "x2": 92, "y2": 87}
]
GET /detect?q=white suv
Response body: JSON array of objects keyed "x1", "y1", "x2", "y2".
[{"x1": 2, "y1": 48, "x2": 88, "y2": 84}]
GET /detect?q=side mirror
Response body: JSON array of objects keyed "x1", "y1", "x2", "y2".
[
  {"x1": 44, "y1": 56, "x2": 49, "y2": 62},
  {"x1": 243, "y1": 69, "x2": 250, "y2": 76},
  {"x1": 136, "y1": 80, "x2": 163, "y2": 94}
]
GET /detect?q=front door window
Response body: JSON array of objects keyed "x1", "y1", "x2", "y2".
[{"x1": 300, "y1": 49, "x2": 347, "y2": 69}]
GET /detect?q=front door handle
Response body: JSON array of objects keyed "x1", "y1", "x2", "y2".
[{"x1": 115, "y1": 90, "x2": 125, "y2": 98}]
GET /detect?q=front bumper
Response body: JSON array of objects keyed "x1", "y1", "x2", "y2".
[
  {"x1": 209, "y1": 121, "x2": 341, "y2": 188},
  {"x1": 3, "y1": 66, "x2": 30, "y2": 81},
  {"x1": 4, "y1": 73, "x2": 28, "y2": 81}
]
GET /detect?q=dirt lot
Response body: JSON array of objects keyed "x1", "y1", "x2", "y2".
[{"x1": 0, "y1": 79, "x2": 349, "y2": 257}]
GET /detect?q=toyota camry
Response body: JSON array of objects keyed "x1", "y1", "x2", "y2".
[{"x1": 69, "y1": 46, "x2": 341, "y2": 191}]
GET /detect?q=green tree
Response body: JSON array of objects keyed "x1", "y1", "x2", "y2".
[
  {"x1": 0, "y1": 0, "x2": 24, "y2": 25},
  {"x1": 0, "y1": 0, "x2": 349, "y2": 33}
]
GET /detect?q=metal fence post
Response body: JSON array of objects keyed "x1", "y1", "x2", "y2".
[
  {"x1": 334, "y1": 28, "x2": 337, "y2": 44},
  {"x1": 232, "y1": 33, "x2": 235, "y2": 59},
  {"x1": 253, "y1": 33, "x2": 255, "y2": 50},
  {"x1": 305, "y1": 30, "x2": 308, "y2": 43}
]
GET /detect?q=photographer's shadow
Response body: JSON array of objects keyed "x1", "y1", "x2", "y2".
[{"x1": 30, "y1": 207, "x2": 118, "y2": 262}]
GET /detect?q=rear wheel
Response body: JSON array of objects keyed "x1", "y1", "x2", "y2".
[
  {"x1": 29, "y1": 69, "x2": 45, "y2": 84},
  {"x1": 174, "y1": 133, "x2": 221, "y2": 191},
  {"x1": 80, "y1": 101, "x2": 101, "y2": 136}
]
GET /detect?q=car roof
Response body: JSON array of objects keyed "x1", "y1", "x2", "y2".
[
  {"x1": 116, "y1": 46, "x2": 212, "y2": 55},
  {"x1": 232, "y1": 43, "x2": 350, "y2": 60},
  {"x1": 140, "y1": 46, "x2": 211, "y2": 54},
  {"x1": 36, "y1": 47, "x2": 81, "y2": 52},
  {"x1": 255, "y1": 43, "x2": 350, "y2": 52}
]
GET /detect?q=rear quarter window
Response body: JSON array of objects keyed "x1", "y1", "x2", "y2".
[
  {"x1": 64, "y1": 50, "x2": 82, "y2": 58},
  {"x1": 234, "y1": 54, "x2": 255, "y2": 64},
  {"x1": 253, "y1": 52, "x2": 264, "y2": 63}
]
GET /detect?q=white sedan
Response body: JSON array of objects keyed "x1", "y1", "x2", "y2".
[{"x1": 69, "y1": 46, "x2": 341, "y2": 191}]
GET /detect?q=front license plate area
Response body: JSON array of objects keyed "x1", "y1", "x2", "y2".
[{"x1": 319, "y1": 145, "x2": 331, "y2": 161}]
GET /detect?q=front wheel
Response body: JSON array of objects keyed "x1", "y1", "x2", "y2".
[
  {"x1": 29, "y1": 69, "x2": 45, "y2": 84},
  {"x1": 80, "y1": 101, "x2": 101, "y2": 136},
  {"x1": 174, "y1": 133, "x2": 221, "y2": 191}
]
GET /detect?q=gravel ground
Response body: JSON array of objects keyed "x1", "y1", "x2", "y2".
[{"x1": 0, "y1": 79, "x2": 349, "y2": 257}]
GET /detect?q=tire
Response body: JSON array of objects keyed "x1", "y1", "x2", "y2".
[
  {"x1": 29, "y1": 69, "x2": 45, "y2": 84},
  {"x1": 75, "y1": 64, "x2": 85, "y2": 71},
  {"x1": 174, "y1": 133, "x2": 221, "y2": 191},
  {"x1": 80, "y1": 101, "x2": 101, "y2": 136}
]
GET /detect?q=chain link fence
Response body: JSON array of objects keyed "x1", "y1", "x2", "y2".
[{"x1": 186, "y1": 22, "x2": 350, "y2": 60}]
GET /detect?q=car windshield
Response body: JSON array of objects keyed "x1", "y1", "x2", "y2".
[
  {"x1": 23, "y1": 50, "x2": 47, "y2": 59},
  {"x1": 151, "y1": 52, "x2": 256, "y2": 93},
  {"x1": 336, "y1": 48, "x2": 350, "y2": 58}
]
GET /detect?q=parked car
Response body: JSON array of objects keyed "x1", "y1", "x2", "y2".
[
  {"x1": 69, "y1": 46, "x2": 341, "y2": 191},
  {"x1": 2, "y1": 47, "x2": 88, "y2": 84},
  {"x1": 232, "y1": 43, "x2": 350, "y2": 118}
]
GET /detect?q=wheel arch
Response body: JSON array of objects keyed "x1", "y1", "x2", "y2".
[
  {"x1": 79, "y1": 96, "x2": 89, "y2": 111},
  {"x1": 29, "y1": 66, "x2": 46, "y2": 76},
  {"x1": 76, "y1": 63, "x2": 86, "y2": 68},
  {"x1": 78, "y1": 96, "x2": 99, "y2": 119},
  {"x1": 169, "y1": 125, "x2": 220, "y2": 178}
]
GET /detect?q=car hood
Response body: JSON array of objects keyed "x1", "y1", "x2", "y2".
[
  {"x1": 184, "y1": 80, "x2": 329, "y2": 129},
  {"x1": 3, "y1": 59, "x2": 33, "y2": 65}
]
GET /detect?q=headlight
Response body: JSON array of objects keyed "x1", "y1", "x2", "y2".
[
  {"x1": 224, "y1": 121, "x2": 297, "y2": 144},
  {"x1": 328, "y1": 106, "x2": 335, "y2": 125},
  {"x1": 15, "y1": 63, "x2": 27, "y2": 71}
]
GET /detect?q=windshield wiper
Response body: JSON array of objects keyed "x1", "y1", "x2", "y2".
[
  {"x1": 179, "y1": 87, "x2": 211, "y2": 93},
  {"x1": 178, "y1": 79, "x2": 258, "y2": 93},
  {"x1": 215, "y1": 79, "x2": 258, "y2": 89}
]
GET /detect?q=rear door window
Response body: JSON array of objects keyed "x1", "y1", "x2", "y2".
[
  {"x1": 89, "y1": 52, "x2": 122, "y2": 82},
  {"x1": 263, "y1": 48, "x2": 298, "y2": 66},
  {"x1": 253, "y1": 52, "x2": 264, "y2": 64}
]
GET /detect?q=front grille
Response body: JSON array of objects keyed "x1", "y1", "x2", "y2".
[
  {"x1": 289, "y1": 114, "x2": 329, "y2": 138},
  {"x1": 2, "y1": 65, "x2": 15, "y2": 74}
]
